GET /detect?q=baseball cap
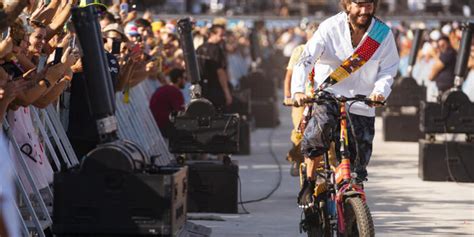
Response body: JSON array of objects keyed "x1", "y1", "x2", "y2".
[
  {"x1": 103, "y1": 23, "x2": 128, "y2": 42},
  {"x1": 79, "y1": 0, "x2": 108, "y2": 12},
  {"x1": 151, "y1": 21, "x2": 164, "y2": 33},
  {"x1": 124, "y1": 24, "x2": 139, "y2": 37}
]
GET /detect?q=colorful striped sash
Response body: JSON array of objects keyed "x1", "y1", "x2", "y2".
[{"x1": 318, "y1": 18, "x2": 391, "y2": 90}]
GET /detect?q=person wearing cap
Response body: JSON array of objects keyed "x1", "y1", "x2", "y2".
[
  {"x1": 102, "y1": 23, "x2": 140, "y2": 92},
  {"x1": 66, "y1": 21, "x2": 137, "y2": 159},
  {"x1": 291, "y1": 0, "x2": 399, "y2": 206},
  {"x1": 79, "y1": 0, "x2": 108, "y2": 12}
]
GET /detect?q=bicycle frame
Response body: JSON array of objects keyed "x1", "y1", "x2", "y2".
[
  {"x1": 334, "y1": 99, "x2": 366, "y2": 234},
  {"x1": 295, "y1": 93, "x2": 382, "y2": 236},
  {"x1": 321, "y1": 99, "x2": 367, "y2": 235}
]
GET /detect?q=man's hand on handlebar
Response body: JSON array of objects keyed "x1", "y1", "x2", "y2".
[
  {"x1": 294, "y1": 93, "x2": 308, "y2": 106},
  {"x1": 284, "y1": 92, "x2": 386, "y2": 107},
  {"x1": 368, "y1": 93, "x2": 385, "y2": 107}
]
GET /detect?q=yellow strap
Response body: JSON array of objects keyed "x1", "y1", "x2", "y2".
[{"x1": 123, "y1": 88, "x2": 130, "y2": 104}]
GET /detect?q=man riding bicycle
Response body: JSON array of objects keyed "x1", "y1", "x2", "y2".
[{"x1": 291, "y1": 0, "x2": 399, "y2": 205}]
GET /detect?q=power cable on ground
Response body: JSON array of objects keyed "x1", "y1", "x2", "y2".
[{"x1": 238, "y1": 128, "x2": 284, "y2": 212}]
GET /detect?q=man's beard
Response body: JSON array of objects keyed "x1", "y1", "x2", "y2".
[{"x1": 349, "y1": 13, "x2": 373, "y2": 30}]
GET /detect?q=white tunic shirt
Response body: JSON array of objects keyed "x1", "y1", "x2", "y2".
[{"x1": 291, "y1": 12, "x2": 400, "y2": 117}]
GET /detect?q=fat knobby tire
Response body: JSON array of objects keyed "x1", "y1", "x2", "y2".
[{"x1": 343, "y1": 197, "x2": 375, "y2": 237}]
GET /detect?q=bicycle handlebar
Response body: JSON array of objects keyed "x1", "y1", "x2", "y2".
[{"x1": 283, "y1": 94, "x2": 386, "y2": 107}]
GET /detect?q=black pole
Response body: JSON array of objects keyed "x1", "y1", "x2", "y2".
[
  {"x1": 72, "y1": 6, "x2": 118, "y2": 142},
  {"x1": 407, "y1": 28, "x2": 424, "y2": 77},
  {"x1": 454, "y1": 21, "x2": 474, "y2": 88},
  {"x1": 249, "y1": 26, "x2": 260, "y2": 62},
  {"x1": 177, "y1": 18, "x2": 201, "y2": 85}
]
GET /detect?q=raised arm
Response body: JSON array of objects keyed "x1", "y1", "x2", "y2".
[
  {"x1": 33, "y1": 69, "x2": 72, "y2": 108},
  {"x1": 0, "y1": 0, "x2": 28, "y2": 32},
  {"x1": 30, "y1": 0, "x2": 62, "y2": 25},
  {"x1": 44, "y1": 1, "x2": 74, "y2": 41}
]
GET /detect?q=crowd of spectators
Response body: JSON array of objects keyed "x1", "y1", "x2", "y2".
[
  {"x1": 392, "y1": 21, "x2": 474, "y2": 101},
  {"x1": 0, "y1": 1, "x2": 257, "y2": 235}
]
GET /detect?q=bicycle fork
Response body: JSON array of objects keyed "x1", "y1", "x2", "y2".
[{"x1": 335, "y1": 101, "x2": 367, "y2": 234}]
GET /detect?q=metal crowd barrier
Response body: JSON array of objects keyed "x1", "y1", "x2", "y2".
[
  {"x1": 115, "y1": 81, "x2": 174, "y2": 166},
  {"x1": 2, "y1": 105, "x2": 74, "y2": 237}
]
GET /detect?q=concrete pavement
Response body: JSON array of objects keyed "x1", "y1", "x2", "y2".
[{"x1": 191, "y1": 102, "x2": 474, "y2": 237}]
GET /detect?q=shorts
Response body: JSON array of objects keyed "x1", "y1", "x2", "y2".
[{"x1": 301, "y1": 102, "x2": 375, "y2": 179}]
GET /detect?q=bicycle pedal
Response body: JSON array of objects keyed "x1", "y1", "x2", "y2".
[
  {"x1": 299, "y1": 219, "x2": 306, "y2": 233},
  {"x1": 299, "y1": 216, "x2": 311, "y2": 233}
]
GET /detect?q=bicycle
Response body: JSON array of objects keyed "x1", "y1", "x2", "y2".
[{"x1": 286, "y1": 92, "x2": 384, "y2": 237}]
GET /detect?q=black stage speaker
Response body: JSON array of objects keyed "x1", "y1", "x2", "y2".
[
  {"x1": 419, "y1": 139, "x2": 474, "y2": 182},
  {"x1": 187, "y1": 160, "x2": 239, "y2": 213},
  {"x1": 169, "y1": 114, "x2": 240, "y2": 154},
  {"x1": 237, "y1": 116, "x2": 251, "y2": 155},
  {"x1": 53, "y1": 166, "x2": 187, "y2": 236},
  {"x1": 382, "y1": 111, "x2": 423, "y2": 142},
  {"x1": 382, "y1": 28, "x2": 426, "y2": 141},
  {"x1": 420, "y1": 100, "x2": 474, "y2": 134},
  {"x1": 240, "y1": 71, "x2": 277, "y2": 100},
  {"x1": 252, "y1": 99, "x2": 279, "y2": 128},
  {"x1": 230, "y1": 88, "x2": 252, "y2": 116}
]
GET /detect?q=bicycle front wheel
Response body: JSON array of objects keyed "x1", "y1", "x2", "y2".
[{"x1": 343, "y1": 197, "x2": 375, "y2": 237}]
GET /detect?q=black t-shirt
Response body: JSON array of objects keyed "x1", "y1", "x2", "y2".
[
  {"x1": 196, "y1": 42, "x2": 227, "y2": 107},
  {"x1": 67, "y1": 52, "x2": 119, "y2": 142},
  {"x1": 433, "y1": 48, "x2": 457, "y2": 92}
]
